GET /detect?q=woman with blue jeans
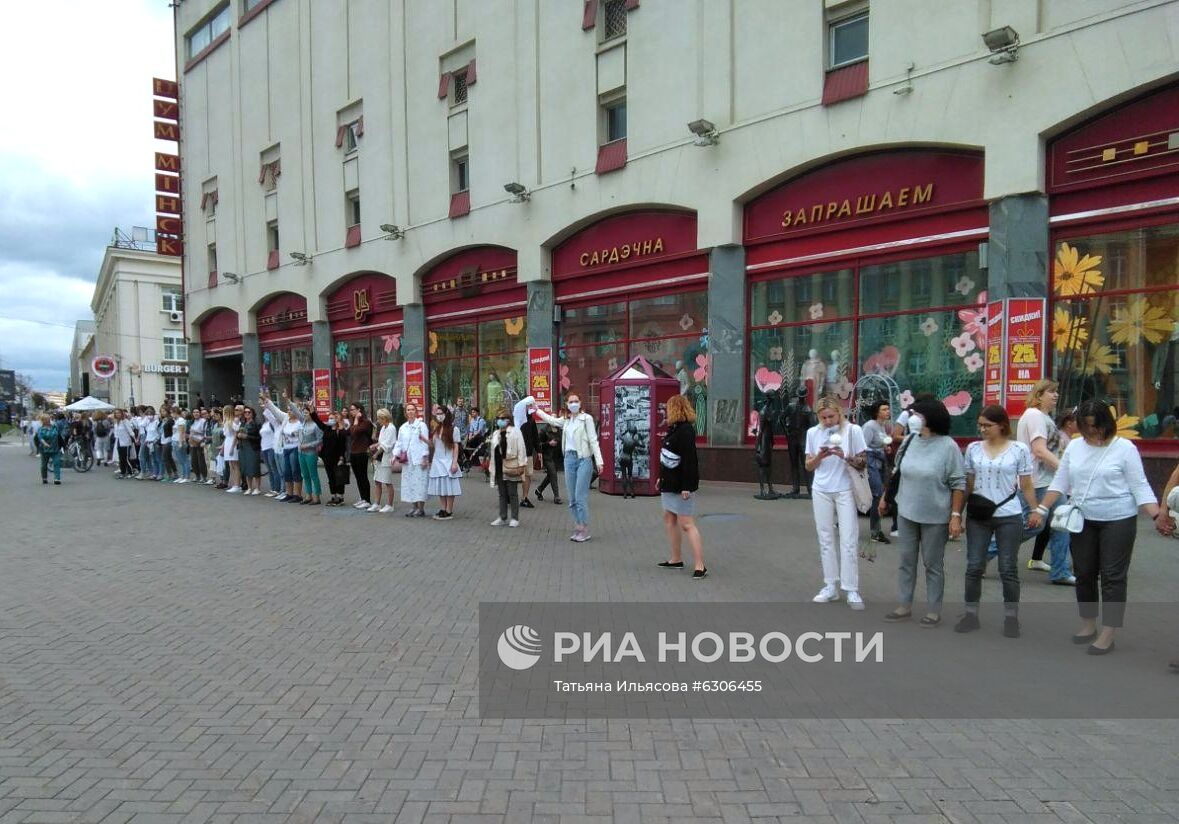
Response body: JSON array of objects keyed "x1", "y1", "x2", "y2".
[
  {"x1": 260, "y1": 403, "x2": 284, "y2": 496},
  {"x1": 532, "y1": 392, "x2": 604, "y2": 543},
  {"x1": 958, "y1": 404, "x2": 1042, "y2": 638},
  {"x1": 264, "y1": 393, "x2": 303, "y2": 502}
]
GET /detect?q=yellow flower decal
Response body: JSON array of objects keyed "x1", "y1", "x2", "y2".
[
  {"x1": 504, "y1": 316, "x2": 525, "y2": 336},
  {"x1": 428, "y1": 331, "x2": 438, "y2": 354},
  {"x1": 1080, "y1": 343, "x2": 1118, "y2": 375},
  {"x1": 1053, "y1": 242, "x2": 1104, "y2": 296},
  {"x1": 1108, "y1": 297, "x2": 1173, "y2": 347},
  {"x1": 1110, "y1": 406, "x2": 1140, "y2": 440},
  {"x1": 1052, "y1": 307, "x2": 1088, "y2": 354}
]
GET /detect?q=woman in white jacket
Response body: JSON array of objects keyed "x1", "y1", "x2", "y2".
[
  {"x1": 395, "y1": 402, "x2": 431, "y2": 518},
  {"x1": 487, "y1": 406, "x2": 527, "y2": 527},
  {"x1": 369, "y1": 408, "x2": 398, "y2": 513},
  {"x1": 530, "y1": 392, "x2": 604, "y2": 543}
]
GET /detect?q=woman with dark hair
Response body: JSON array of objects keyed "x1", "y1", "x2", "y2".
[
  {"x1": 958, "y1": 404, "x2": 1040, "y2": 638},
  {"x1": 533, "y1": 390, "x2": 604, "y2": 542},
  {"x1": 1039, "y1": 400, "x2": 1160, "y2": 654},
  {"x1": 348, "y1": 402, "x2": 374, "y2": 509},
  {"x1": 428, "y1": 405, "x2": 462, "y2": 519},
  {"x1": 861, "y1": 400, "x2": 893, "y2": 544},
  {"x1": 882, "y1": 398, "x2": 965, "y2": 626},
  {"x1": 311, "y1": 408, "x2": 350, "y2": 506},
  {"x1": 657, "y1": 394, "x2": 706, "y2": 577},
  {"x1": 237, "y1": 406, "x2": 264, "y2": 495}
]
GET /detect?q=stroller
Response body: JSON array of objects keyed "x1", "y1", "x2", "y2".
[{"x1": 459, "y1": 433, "x2": 489, "y2": 476}]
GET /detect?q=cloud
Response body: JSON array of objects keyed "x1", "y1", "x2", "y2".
[{"x1": 0, "y1": 0, "x2": 176, "y2": 391}]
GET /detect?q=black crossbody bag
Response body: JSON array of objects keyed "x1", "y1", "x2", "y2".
[{"x1": 881, "y1": 434, "x2": 914, "y2": 518}]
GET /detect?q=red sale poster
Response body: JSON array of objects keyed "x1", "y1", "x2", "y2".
[
  {"x1": 528, "y1": 348, "x2": 553, "y2": 412},
  {"x1": 1004, "y1": 298, "x2": 1047, "y2": 416},
  {"x1": 403, "y1": 361, "x2": 426, "y2": 412},
  {"x1": 984, "y1": 300, "x2": 1005, "y2": 406},
  {"x1": 312, "y1": 369, "x2": 332, "y2": 416}
]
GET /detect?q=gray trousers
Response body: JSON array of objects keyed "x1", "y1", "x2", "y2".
[{"x1": 896, "y1": 516, "x2": 949, "y2": 613}]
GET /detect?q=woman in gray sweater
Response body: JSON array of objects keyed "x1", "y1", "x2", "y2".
[{"x1": 881, "y1": 399, "x2": 966, "y2": 627}]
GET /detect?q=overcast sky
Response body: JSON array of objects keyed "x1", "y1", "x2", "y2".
[{"x1": 0, "y1": 1, "x2": 176, "y2": 391}]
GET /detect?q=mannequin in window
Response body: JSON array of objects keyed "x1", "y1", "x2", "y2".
[
  {"x1": 753, "y1": 389, "x2": 782, "y2": 500},
  {"x1": 800, "y1": 349, "x2": 826, "y2": 407},
  {"x1": 784, "y1": 385, "x2": 815, "y2": 498},
  {"x1": 1152, "y1": 320, "x2": 1179, "y2": 420},
  {"x1": 825, "y1": 349, "x2": 842, "y2": 396}
]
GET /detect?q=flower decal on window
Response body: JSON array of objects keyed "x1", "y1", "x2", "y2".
[
  {"x1": 428, "y1": 331, "x2": 438, "y2": 354},
  {"x1": 1080, "y1": 343, "x2": 1118, "y2": 375},
  {"x1": 950, "y1": 332, "x2": 976, "y2": 357},
  {"x1": 1112, "y1": 407, "x2": 1140, "y2": 439},
  {"x1": 898, "y1": 389, "x2": 914, "y2": 409},
  {"x1": 693, "y1": 354, "x2": 710, "y2": 384},
  {"x1": 381, "y1": 334, "x2": 401, "y2": 354},
  {"x1": 767, "y1": 310, "x2": 783, "y2": 326},
  {"x1": 1052, "y1": 307, "x2": 1089, "y2": 354},
  {"x1": 808, "y1": 302, "x2": 825, "y2": 320},
  {"x1": 862, "y1": 345, "x2": 901, "y2": 376},
  {"x1": 754, "y1": 367, "x2": 783, "y2": 393},
  {"x1": 262, "y1": 351, "x2": 272, "y2": 365},
  {"x1": 504, "y1": 317, "x2": 525, "y2": 336},
  {"x1": 1108, "y1": 297, "x2": 1172, "y2": 347},
  {"x1": 957, "y1": 295, "x2": 988, "y2": 351},
  {"x1": 559, "y1": 363, "x2": 571, "y2": 391},
  {"x1": 335, "y1": 342, "x2": 349, "y2": 361},
  {"x1": 679, "y1": 314, "x2": 695, "y2": 331},
  {"x1": 768, "y1": 345, "x2": 784, "y2": 361},
  {"x1": 963, "y1": 353, "x2": 984, "y2": 373},
  {"x1": 919, "y1": 317, "x2": 939, "y2": 337},
  {"x1": 1054, "y1": 242, "x2": 1104, "y2": 296},
  {"x1": 942, "y1": 390, "x2": 973, "y2": 415},
  {"x1": 954, "y1": 276, "x2": 976, "y2": 296}
]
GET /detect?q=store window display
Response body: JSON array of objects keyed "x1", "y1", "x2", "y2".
[{"x1": 429, "y1": 317, "x2": 527, "y2": 412}]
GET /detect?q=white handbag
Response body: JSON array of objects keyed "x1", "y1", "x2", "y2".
[{"x1": 1050, "y1": 438, "x2": 1116, "y2": 534}]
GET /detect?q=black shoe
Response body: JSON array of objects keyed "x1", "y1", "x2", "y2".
[
  {"x1": 692, "y1": 568, "x2": 709, "y2": 579},
  {"x1": 1003, "y1": 617, "x2": 1021, "y2": 638},
  {"x1": 435, "y1": 509, "x2": 446, "y2": 518},
  {"x1": 553, "y1": 498, "x2": 563, "y2": 505},
  {"x1": 871, "y1": 531, "x2": 891, "y2": 544},
  {"x1": 535, "y1": 491, "x2": 544, "y2": 501},
  {"x1": 954, "y1": 614, "x2": 980, "y2": 633},
  {"x1": 1072, "y1": 631, "x2": 1098, "y2": 644},
  {"x1": 287, "y1": 496, "x2": 303, "y2": 503},
  {"x1": 53, "y1": 480, "x2": 61, "y2": 485},
  {"x1": 1087, "y1": 641, "x2": 1115, "y2": 656},
  {"x1": 658, "y1": 561, "x2": 684, "y2": 569},
  {"x1": 520, "y1": 498, "x2": 535, "y2": 509},
  {"x1": 404, "y1": 510, "x2": 415, "y2": 517},
  {"x1": 42, "y1": 479, "x2": 48, "y2": 485},
  {"x1": 414, "y1": 509, "x2": 427, "y2": 517}
]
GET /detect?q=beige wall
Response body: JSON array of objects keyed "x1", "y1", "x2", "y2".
[{"x1": 176, "y1": 0, "x2": 1179, "y2": 327}]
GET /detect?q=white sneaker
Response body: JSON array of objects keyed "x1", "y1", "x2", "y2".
[
  {"x1": 889, "y1": 530, "x2": 899, "y2": 538},
  {"x1": 846, "y1": 591, "x2": 865, "y2": 611},
  {"x1": 813, "y1": 585, "x2": 839, "y2": 603},
  {"x1": 227, "y1": 486, "x2": 241, "y2": 494},
  {"x1": 205, "y1": 479, "x2": 215, "y2": 485},
  {"x1": 275, "y1": 493, "x2": 288, "y2": 501},
  {"x1": 378, "y1": 504, "x2": 393, "y2": 513},
  {"x1": 365, "y1": 503, "x2": 378, "y2": 512},
  {"x1": 508, "y1": 519, "x2": 519, "y2": 528},
  {"x1": 264, "y1": 491, "x2": 276, "y2": 497},
  {"x1": 1027, "y1": 559, "x2": 1051, "y2": 572},
  {"x1": 251, "y1": 489, "x2": 262, "y2": 495},
  {"x1": 354, "y1": 500, "x2": 370, "y2": 509},
  {"x1": 490, "y1": 518, "x2": 505, "y2": 526}
]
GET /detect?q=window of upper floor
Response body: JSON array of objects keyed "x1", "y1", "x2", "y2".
[
  {"x1": 452, "y1": 152, "x2": 469, "y2": 194},
  {"x1": 161, "y1": 289, "x2": 184, "y2": 313},
  {"x1": 603, "y1": 0, "x2": 628, "y2": 41},
  {"x1": 828, "y1": 8, "x2": 869, "y2": 69},
  {"x1": 162, "y1": 331, "x2": 188, "y2": 362},
  {"x1": 186, "y1": 4, "x2": 230, "y2": 60},
  {"x1": 604, "y1": 97, "x2": 627, "y2": 144},
  {"x1": 266, "y1": 220, "x2": 280, "y2": 252},
  {"x1": 346, "y1": 190, "x2": 361, "y2": 228}
]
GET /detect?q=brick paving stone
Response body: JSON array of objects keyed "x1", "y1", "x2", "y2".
[{"x1": 2, "y1": 444, "x2": 1179, "y2": 822}]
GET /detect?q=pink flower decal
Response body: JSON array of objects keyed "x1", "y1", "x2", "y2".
[
  {"x1": 943, "y1": 391, "x2": 973, "y2": 415},
  {"x1": 862, "y1": 345, "x2": 901, "y2": 376},
  {"x1": 559, "y1": 363, "x2": 571, "y2": 390},
  {"x1": 748, "y1": 411, "x2": 761, "y2": 438},
  {"x1": 954, "y1": 276, "x2": 976, "y2": 296},
  {"x1": 767, "y1": 310, "x2": 783, "y2": 325},
  {"x1": 679, "y1": 314, "x2": 695, "y2": 331},
  {"x1": 381, "y1": 334, "x2": 401, "y2": 354},
  {"x1": 920, "y1": 317, "x2": 939, "y2": 337},
  {"x1": 808, "y1": 302, "x2": 825, "y2": 320},
  {"x1": 898, "y1": 389, "x2": 915, "y2": 409},
  {"x1": 958, "y1": 292, "x2": 988, "y2": 351},
  {"x1": 950, "y1": 332, "x2": 977, "y2": 357},
  {"x1": 754, "y1": 367, "x2": 782, "y2": 393},
  {"x1": 693, "y1": 354, "x2": 710, "y2": 383},
  {"x1": 963, "y1": 353, "x2": 984, "y2": 373}
]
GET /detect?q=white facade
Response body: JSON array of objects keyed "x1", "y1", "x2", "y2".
[
  {"x1": 176, "y1": 0, "x2": 1179, "y2": 328},
  {"x1": 68, "y1": 320, "x2": 97, "y2": 401},
  {"x1": 89, "y1": 244, "x2": 189, "y2": 408}
]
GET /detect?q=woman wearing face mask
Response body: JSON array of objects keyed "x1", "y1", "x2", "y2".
[
  {"x1": 428, "y1": 405, "x2": 462, "y2": 519},
  {"x1": 488, "y1": 407, "x2": 527, "y2": 527},
  {"x1": 311, "y1": 408, "x2": 350, "y2": 506},
  {"x1": 881, "y1": 399, "x2": 966, "y2": 627},
  {"x1": 532, "y1": 392, "x2": 604, "y2": 542},
  {"x1": 804, "y1": 397, "x2": 868, "y2": 610},
  {"x1": 394, "y1": 402, "x2": 431, "y2": 517},
  {"x1": 860, "y1": 401, "x2": 893, "y2": 544},
  {"x1": 347, "y1": 403, "x2": 374, "y2": 509},
  {"x1": 369, "y1": 408, "x2": 398, "y2": 513}
]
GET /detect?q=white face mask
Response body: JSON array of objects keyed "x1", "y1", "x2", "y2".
[
  {"x1": 567, "y1": 402, "x2": 581, "y2": 414},
  {"x1": 434, "y1": 413, "x2": 446, "y2": 422},
  {"x1": 908, "y1": 414, "x2": 924, "y2": 434},
  {"x1": 327, "y1": 418, "x2": 337, "y2": 427}
]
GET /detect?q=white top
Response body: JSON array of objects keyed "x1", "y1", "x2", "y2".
[
  {"x1": 145, "y1": 417, "x2": 160, "y2": 443},
  {"x1": 804, "y1": 421, "x2": 867, "y2": 493},
  {"x1": 260, "y1": 419, "x2": 276, "y2": 452},
  {"x1": 222, "y1": 420, "x2": 239, "y2": 459},
  {"x1": 376, "y1": 422, "x2": 398, "y2": 467},
  {"x1": 190, "y1": 417, "x2": 207, "y2": 444},
  {"x1": 429, "y1": 429, "x2": 461, "y2": 478},
  {"x1": 534, "y1": 407, "x2": 604, "y2": 466},
  {"x1": 964, "y1": 440, "x2": 1033, "y2": 518},
  {"x1": 395, "y1": 419, "x2": 431, "y2": 465},
  {"x1": 173, "y1": 418, "x2": 187, "y2": 446},
  {"x1": 1016, "y1": 408, "x2": 1058, "y2": 488},
  {"x1": 113, "y1": 419, "x2": 136, "y2": 447},
  {"x1": 1048, "y1": 437, "x2": 1157, "y2": 521}
]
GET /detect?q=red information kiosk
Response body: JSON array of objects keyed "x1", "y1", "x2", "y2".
[{"x1": 596, "y1": 355, "x2": 681, "y2": 497}]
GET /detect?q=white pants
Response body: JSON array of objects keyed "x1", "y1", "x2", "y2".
[{"x1": 812, "y1": 488, "x2": 860, "y2": 592}]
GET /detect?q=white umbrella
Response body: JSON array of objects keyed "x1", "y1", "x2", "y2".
[{"x1": 63, "y1": 396, "x2": 116, "y2": 412}]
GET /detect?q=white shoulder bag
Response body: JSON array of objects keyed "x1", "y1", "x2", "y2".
[{"x1": 1051, "y1": 438, "x2": 1117, "y2": 534}]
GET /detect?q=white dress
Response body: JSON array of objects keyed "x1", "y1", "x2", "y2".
[
  {"x1": 222, "y1": 420, "x2": 239, "y2": 461},
  {"x1": 426, "y1": 429, "x2": 462, "y2": 497},
  {"x1": 373, "y1": 423, "x2": 398, "y2": 485},
  {"x1": 396, "y1": 419, "x2": 430, "y2": 503}
]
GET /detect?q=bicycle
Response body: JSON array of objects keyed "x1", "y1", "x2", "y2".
[{"x1": 68, "y1": 440, "x2": 94, "y2": 473}]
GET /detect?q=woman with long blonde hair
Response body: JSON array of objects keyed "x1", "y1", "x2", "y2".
[
  {"x1": 657, "y1": 394, "x2": 706, "y2": 577},
  {"x1": 804, "y1": 397, "x2": 868, "y2": 609}
]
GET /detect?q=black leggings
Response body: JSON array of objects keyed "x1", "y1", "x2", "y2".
[
  {"x1": 191, "y1": 445, "x2": 208, "y2": 481},
  {"x1": 1071, "y1": 515, "x2": 1137, "y2": 628},
  {"x1": 350, "y1": 453, "x2": 371, "y2": 503},
  {"x1": 620, "y1": 457, "x2": 634, "y2": 495},
  {"x1": 118, "y1": 445, "x2": 133, "y2": 476},
  {"x1": 327, "y1": 458, "x2": 346, "y2": 495}
]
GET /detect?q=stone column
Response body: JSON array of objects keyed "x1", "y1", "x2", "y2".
[
  {"x1": 706, "y1": 244, "x2": 747, "y2": 446},
  {"x1": 526, "y1": 281, "x2": 555, "y2": 405},
  {"x1": 312, "y1": 321, "x2": 332, "y2": 373},
  {"x1": 987, "y1": 194, "x2": 1050, "y2": 299},
  {"x1": 242, "y1": 333, "x2": 261, "y2": 404},
  {"x1": 401, "y1": 303, "x2": 427, "y2": 361},
  {"x1": 187, "y1": 343, "x2": 205, "y2": 402}
]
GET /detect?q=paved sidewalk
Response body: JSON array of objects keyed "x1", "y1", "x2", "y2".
[{"x1": 2, "y1": 445, "x2": 1178, "y2": 822}]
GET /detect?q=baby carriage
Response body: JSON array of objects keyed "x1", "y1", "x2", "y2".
[{"x1": 459, "y1": 434, "x2": 489, "y2": 475}]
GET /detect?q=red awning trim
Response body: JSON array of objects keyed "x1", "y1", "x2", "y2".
[
  {"x1": 595, "y1": 139, "x2": 627, "y2": 174},
  {"x1": 821, "y1": 61, "x2": 869, "y2": 106}
]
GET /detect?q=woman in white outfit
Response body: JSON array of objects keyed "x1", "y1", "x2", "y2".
[
  {"x1": 395, "y1": 402, "x2": 431, "y2": 517},
  {"x1": 530, "y1": 392, "x2": 604, "y2": 542},
  {"x1": 369, "y1": 408, "x2": 398, "y2": 513},
  {"x1": 805, "y1": 397, "x2": 868, "y2": 610},
  {"x1": 427, "y1": 405, "x2": 462, "y2": 520},
  {"x1": 221, "y1": 405, "x2": 241, "y2": 493}
]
